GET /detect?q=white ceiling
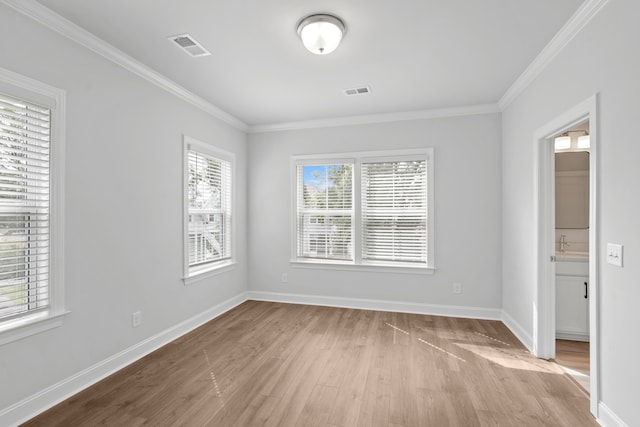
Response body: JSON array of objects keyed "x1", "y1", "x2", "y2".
[{"x1": 35, "y1": 0, "x2": 585, "y2": 127}]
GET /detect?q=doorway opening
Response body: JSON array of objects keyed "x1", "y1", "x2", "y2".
[
  {"x1": 552, "y1": 122, "x2": 591, "y2": 393},
  {"x1": 533, "y1": 95, "x2": 598, "y2": 416}
]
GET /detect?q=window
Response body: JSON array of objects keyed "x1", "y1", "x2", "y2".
[
  {"x1": 293, "y1": 149, "x2": 433, "y2": 270},
  {"x1": 183, "y1": 137, "x2": 234, "y2": 281},
  {"x1": 361, "y1": 159, "x2": 427, "y2": 265},
  {"x1": 296, "y1": 163, "x2": 353, "y2": 261},
  {"x1": 0, "y1": 68, "x2": 65, "y2": 344}
]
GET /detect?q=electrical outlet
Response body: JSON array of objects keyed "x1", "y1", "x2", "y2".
[
  {"x1": 453, "y1": 282, "x2": 462, "y2": 294},
  {"x1": 132, "y1": 311, "x2": 142, "y2": 328},
  {"x1": 282, "y1": 273, "x2": 288, "y2": 283}
]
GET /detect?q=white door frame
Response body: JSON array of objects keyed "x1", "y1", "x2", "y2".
[{"x1": 533, "y1": 94, "x2": 599, "y2": 416}]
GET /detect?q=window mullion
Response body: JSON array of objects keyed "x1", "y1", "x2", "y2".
[
  {"x1": 27, "y1": 214, "x2": 36, "y2": 311},
  {"x1": 353, "y1": 158, "x2": 362, "y2": 264}
]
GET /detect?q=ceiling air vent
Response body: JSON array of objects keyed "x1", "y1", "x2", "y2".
[
  {"x1": 344, "y1": 86, "x2": 371, "y2": 96},
  {"x1": 168, "y1": 34, "x2": 211, "y2": 57}
]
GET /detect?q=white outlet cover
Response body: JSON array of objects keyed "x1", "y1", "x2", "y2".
[{"x1": 132, "y1": 311, "x2": 142, "y2": 327}]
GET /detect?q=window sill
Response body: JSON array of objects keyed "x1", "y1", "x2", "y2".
[
  {"x1": 290, "y1": 260, "x2": 435, "y2": 275},
  {"x1": 183, "y1": 261, "x2": 236, "y2": 286},
  {"x1": 0, "y1": 310, "x2": 70, "y2": 346}
]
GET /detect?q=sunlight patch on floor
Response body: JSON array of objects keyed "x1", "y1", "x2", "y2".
[
  {"x1": 418, "y1": 337, "x2": 466, "y2": 362},
  {"x1": 474, "y1": 331, "x2": 512, "y2": 346},
  {"x1": 384, "y1": 322, "x2": 409, "y2": 335},
  {"x1": 203, "y1": 349, "x2": 223, "y2": 398},
  {"x1": 559, "y1": 365, "x2": 590, "y2": 393},
  {"x1": 384, "y1": 322, "x2": 466, "y2": 362},
  {"x1": 454, "y1": 344, "x2": 564, "y2": 374}
]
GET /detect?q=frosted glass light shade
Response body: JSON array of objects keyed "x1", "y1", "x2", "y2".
[
  {"x1": 297, "y1": 14, "x2": 345, "y2": 55},
  {"x1": 577, "y1": 134, "x2": 590, "y2": 149},
  {"x1": 554, "y1": 136, "x2": 571, "y2": 150}
]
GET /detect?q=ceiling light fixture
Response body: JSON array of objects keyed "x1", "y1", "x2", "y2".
[{"x1": 297, "y1": 14, "x2": 346, "y2": 55}]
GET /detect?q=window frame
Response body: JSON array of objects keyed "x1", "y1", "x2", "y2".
[
  {"x1": 295, "y1": 160, "x2": 355, "y2": 262},
  {"x1": 0, "y1": 67, "x2": 67, "y2": 346},
  {"x1": 182, "y1": 136, "x2": 236, "y2": 285},
  {"x1": 291, "y1": 148, "x2": 434, "y2": 274}
]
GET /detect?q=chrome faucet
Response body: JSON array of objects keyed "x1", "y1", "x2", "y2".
[{"x1": 560, "y1": 235, "x2": 571, "y2": 253}]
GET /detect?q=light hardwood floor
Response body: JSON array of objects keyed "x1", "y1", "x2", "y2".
[
  {"x1": 23, "y1": 301, "x2": 598, "y2": 426},
  {"x1": 554, "y1": 339, "x2": 590, "y2": 393}
]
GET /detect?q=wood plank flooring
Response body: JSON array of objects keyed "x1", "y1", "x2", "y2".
[
  {"x1": 23, "y1": 301, "x2": 598, "y2": 426},
  {"x1": 554, "y1": 339, "x2": 590, "y2": 393}
]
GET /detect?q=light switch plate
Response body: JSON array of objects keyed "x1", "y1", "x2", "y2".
[{"x1": 607, "y1": 243, "x2": 623, "y2": 267}]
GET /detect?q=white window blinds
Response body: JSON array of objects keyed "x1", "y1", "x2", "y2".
[
  {"x1": 296, "y1": 164, "x2": 353, "y2": 261},
  {"x1": 0, "y1": 93, "x2": 51, "y2": 321},
  {"x1": 187, "y1": 150, "x2": 232, "y2": 268},
  {"x1": 361, "y1": 160, "x2": 427, "y2": 265}
]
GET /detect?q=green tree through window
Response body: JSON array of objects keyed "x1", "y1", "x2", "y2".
[{"x1": 298, "y1": 164, "x2": 353, "y2": 260}]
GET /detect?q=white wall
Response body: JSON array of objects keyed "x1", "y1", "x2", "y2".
[
  {"x1": 501, "y1": 0, "x2": 640, "y2": 424},
  {"x1": 0, "y1": 3, "x2": 247, "y2": 414},
  {"x1": 248, "y1": 114, "x2": 502, "y2": 312}
]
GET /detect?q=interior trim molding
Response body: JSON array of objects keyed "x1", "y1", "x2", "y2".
[
  {"x1": 0, "y1": 292, "x2": 249, "y2": 427},
  {"x1": 555, "y1": 331, "x2": 590, "y2": 342},
  {"x1": 498, "y1": 0, "x2": 610, "y2": 110},
  {"x1": 248, "y1": 103, "x2": 501, "y2": 133},
  {"x1": 246, "y1": 291, "x2": 502, "y2": 320},
  {"x1": 501, "y1": 310, "x2": 534, "y2": 353},
  {"x1": 0, "y1": 0, "x2": 248, "y2": 132},
  {"x1": 1, "y1": 0, "x2": 611, "y2": 131},
  {"x1": 532, "y1": 94, "x2": 599, "y2": 415},
  {"x1": 598, "y1": 402, "x2": 629, "y2": 427}
]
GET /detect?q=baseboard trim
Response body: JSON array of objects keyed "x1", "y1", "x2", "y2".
[
  {"x1": 501, "y1": 310, "x2": 534, "y2": 353},
  {"x1": 246, "y1": 291, "x2": 502, "y2": 320},
  {"x1": 0, "y1": 292, "x2": 250, "y2": 427},
  {"x1": 598, "y1": 401, "x2": 629, "y2": 427},
  {"x1": 556, "y1": 331, "x2": 590, "y2": 342}
]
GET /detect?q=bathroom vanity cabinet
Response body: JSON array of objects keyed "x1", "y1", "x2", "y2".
[{"x1": 556, "y1": 259, "x2": 589, "y2": 341}]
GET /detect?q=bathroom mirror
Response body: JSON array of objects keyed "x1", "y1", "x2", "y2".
[{"x1": 555, "y1": 152, "x2": 589, "y2": 229}]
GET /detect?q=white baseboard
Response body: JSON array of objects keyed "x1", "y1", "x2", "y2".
[
  {"x1": 0, "y1": 292, "x2": 249, "y2": 427},
  {"x1": 556, "y1": 331, "x2": 590, "y2": 342},
  {"x1": 598, "y1": 401, "x2": 629, "y2": 427},
  {"x1": 246, "y1": 291, "x2": 502, "y2": 320},
  {"x1": 501, "y1": 310, "x2": 534, "y2": 353}
]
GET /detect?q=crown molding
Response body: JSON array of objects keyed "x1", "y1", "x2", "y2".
[
  {"x1": 3, "y1": 0, "x2": 610, "y2": 133},
  {"x1": 1, "y1": 0, "x2": 248, "y2": 132},
  {"x1": 248, "y1": 103, "x2": 501, "y2": 133},
  {"x1": 498, "y1": 0, "x2": 610, "y2": 110}
]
